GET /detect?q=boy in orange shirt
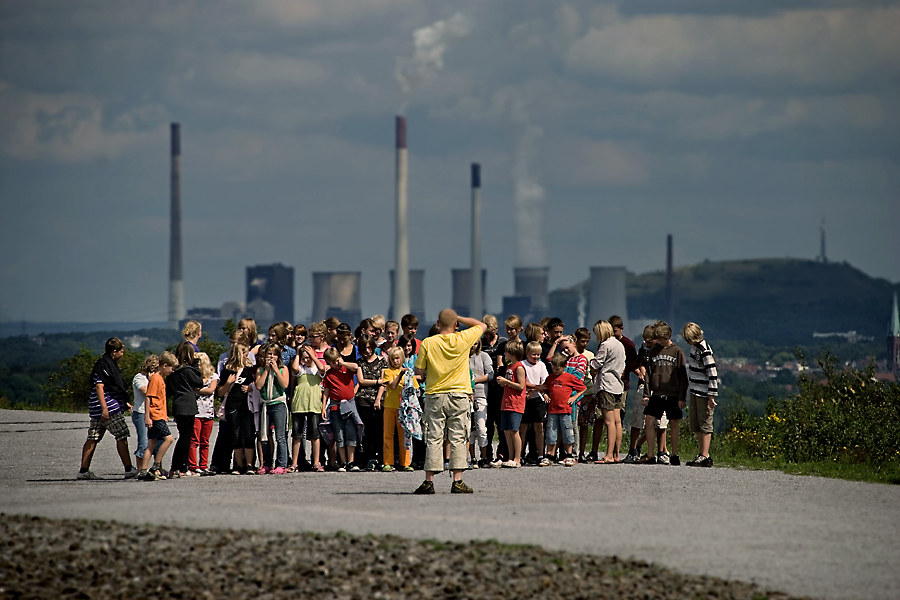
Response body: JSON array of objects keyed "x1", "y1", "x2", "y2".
[
  {"x1": 139, "y1": 352, "x2": 177, "y2": 481},
  {"x1": 543, "y1": 353, "x2": 587, "y2": 466}
]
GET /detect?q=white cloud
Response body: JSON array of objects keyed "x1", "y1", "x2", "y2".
[
  {"x1": 567, "y1": 6, "x2": 900, "y2": 91},
  {"x1": 0, "y1": 82, "x2": 168, "y2": 162}
]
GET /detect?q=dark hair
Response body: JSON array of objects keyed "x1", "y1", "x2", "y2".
[
  {"x1": 104, "y1": 337, "x2": 125, "y2": 355},
  {"x1": 174, "y1": 341, "x2": 195, "y2": 367},
  {"x1": 398, "y1": 334, "x2": 416, "y2": 350},
  {"x1": 608, "y1": 315, "x2": 624, "y2": 330},
  {"x1": 547, "y1": 317, "x2": 564, "y2": 332},
  {"x1": 401, "y1": 314, "x2": 419, "y2": 328},
  {"x1": 427, "y1": 323, "x2": 440, "y2": 337},
  {"x1": 356, "y1": 334, "x2": 377, "y2": 353},
  {"x1": 259, "y1": 342, "x2": 284, "y2": 367}
]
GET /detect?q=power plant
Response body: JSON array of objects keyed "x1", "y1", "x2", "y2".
[
  {"x1": 168, "y1": 123, "x2": 185, "y2": 330},
  {"x1": 389, "y1": 269, "x2": 425, "y2": 324},
  {"x1": 452, "y1": 269, "x2": 486, "y2": 319},
  {"x1": 312, "y1": 272, "x2": 362, "y2": 326},
  {"x1": 587, "y1": 267, "x2": 629, "y2": 335}
]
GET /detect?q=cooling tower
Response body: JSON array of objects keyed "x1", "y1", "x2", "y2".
[
  {"x1": 470, "y1": 163, "x2": 482, "y2": 319},
  {"x1": 514, "y1": 267, "x2": 549, "y2": 315},
  {"x1": 587, "y1": 267, "x2": 629, "y2": 336},
  {"x1": 389, "y1": 269, "x2": 425, "y2": 323},
  {"x1": 393, "y1": 116, "x2": 410, "y2": 319},
  {"x1": 167, "y1": 123, "x2": 185, "y2": 330},
  {"x1": 452, "y1": 269, "x2": 487, "y2": 318},
  {"x1": 312, "y1": 272, "x2": 362, "y2": 326}
]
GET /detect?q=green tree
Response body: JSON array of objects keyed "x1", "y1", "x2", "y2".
[{"x1": 43, "y1": 346, "x2": 149, "y2": 412}]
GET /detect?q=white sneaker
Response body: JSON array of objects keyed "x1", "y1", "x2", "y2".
[
  {"x1": 76, "y1": 471, "x2": 102, "y2": 480},
  {"x1": 538, "y1": 457, "x2": 551, "y2": 467}
]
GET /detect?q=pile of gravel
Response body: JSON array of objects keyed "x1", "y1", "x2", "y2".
[{"x1": 0, "y1": 513, "x2": 802, "y2": 600}]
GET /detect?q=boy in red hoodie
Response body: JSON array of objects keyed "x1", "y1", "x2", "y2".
[{"x1": 543, "y1": 353, "x2": 587, "y2": 467}]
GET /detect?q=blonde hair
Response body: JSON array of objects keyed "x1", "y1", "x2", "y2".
[
  {"x1": 371, "y1": 314, "x2": 386, "y2": 329},
  {"x1": 682, "y1": 322, "x2": 704, "y2": 344},
  {"x1": 308, "y1": 322, "x2": 327, "y2": 338},
  {"x1": 593, "y1": 320, "x2": 614, "y2": 344},
  {"x1": 158, "y1": 351, "x2": 178, "y2": 368},
  {"x1": 387, "y1": 346, "x2": 406, "y2": 365},
  {"x1": 384, "y1": 320, "x2": 399, "y2": 333},
  {"x1": 504, "y1": 315, "x2": 522, "y2": 331},
  {"x1": 182, "y1": 320, "x2": 201, "y2": 340},
  {"x1": 524, "y1": 323, "x2": 543, "y2": 343},
  {"x1": 525, "y1": 341, "x2": 543, "y2": 355},
  {"x1": 224, "y1": 344, "x2": 248, "y2": 372},
  {"x1": 654, "y1": 322, "x2": 672, "y2": 341},
  {"x1": 482, "y1": 314, "x2": 499, "y2": 331},
  {"x1": 140, "y1": 355, "x2": 159, "y2": 374},
  {"x1": 198, "y1": 352, "x2": 214, "y2": 379}
]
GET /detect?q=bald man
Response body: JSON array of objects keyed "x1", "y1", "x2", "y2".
[{"x1": 413, "y1": 309, "x2": 487, "y2": 494}]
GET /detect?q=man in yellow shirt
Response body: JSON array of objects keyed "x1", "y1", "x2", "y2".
[{"x1": 414, "y1": 309, "x2": 486, "y2": 494}]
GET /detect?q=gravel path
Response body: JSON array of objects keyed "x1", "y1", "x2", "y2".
[
  {"x1": 0, "y1": 513, "x2": 798, "y2": 600},
  {"x1": 2, "y1": 409, "x2": 898, "y2": 600}
]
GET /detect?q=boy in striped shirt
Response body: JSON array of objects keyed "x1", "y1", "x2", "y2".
[{"x1": 682, "y1": 322, "x2": 718, "y2": 467}]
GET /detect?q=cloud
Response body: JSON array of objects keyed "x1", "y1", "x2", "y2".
[
  {"x1": 546, "y1": 136, "x2": 650, "y2": 187},
  {"x1": 567, "y1": 6, "x2": 900, "y2": 92},
  {"x1": 0, "y1": 82, "x2": 168, "y2": 162}
]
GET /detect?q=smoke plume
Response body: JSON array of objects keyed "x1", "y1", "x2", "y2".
[
  {"x1": 511, "y1": 107, "x2": 548, "y2": 267},
  {"x1": 395, "y1": 13, "x2": 473, "y2": 105}
]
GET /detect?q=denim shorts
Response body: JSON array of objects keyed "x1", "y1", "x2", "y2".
[
  {"x1": 544, "y1": 413, "x2": 574, "y2": 446},
  {"x1": 500, "y1": 410, "x2": 523, "y2": 431},
  {"x1": 332, "y1": 411, "x2": 357, "y2": 448}
]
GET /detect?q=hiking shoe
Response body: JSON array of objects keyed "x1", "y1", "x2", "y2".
[
  {"x1": 76, "y1": 470, "x2": 102, "y2": 480},
  {"x1": 640, "y1": 455, "x2": 657, "y2": 464},
  {"x1": 687, "y1": 455, "x2": 714, "y2": 467},
  {"x1": 138, "y1": 470, "x2": 154, "y2": 481},
  {"x1": 337, "y1": 466, "x2": 346, "y2": 472},
  {"x1": 563, "y1": 456, "x2": 576, "y2": 467},
  {"x1": 657, "y1": 454, "x2": 671, "y2": 465},
  {"x1": 501, "y1": 460, "x2": 520, "y2": 468},
  {"x1": 451, "y1": 480, "x2": 474, "y2": 494},
  {"x1": 382, "y1": 464, "x2": 395, "y2": 472},
  {"x1": 367, "y1": 459, "x2": 379, "y2": 472},
  {"x1": 621, "y1": 451, "x2": 637, "y2": 464},
  {"x1": 585, "y1": 452, "x2": 599, "y2": 462},
  {"x1": 350, "y1": 465, "x2": 361, "y2": 472},
  {"x1": 414, "y1": 480, "x2": 435, "y2": 495},
  {"x1": 670, "y1": 454, "x2": 681, "y2": 466},
  {"x1": 399, "y1": 465, "x2": 414, "y2": 472},
  {"x1": 124, "y1": 467, "x2": 138, "y2": 479},
  {"x1": 538, "y1": 457, "x2": 551, "y2": 467}
]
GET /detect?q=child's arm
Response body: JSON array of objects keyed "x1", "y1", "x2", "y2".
[
  {"x1": 95, "y1": 382, "x2": 110, "y2": 420},
  {"x1": 254, "y1": 367, "x2": 268, "y2": 390},
  {"x1": 144, "y1": 395, "x2": 155, "y2": 427},
  {"x1": 217, "y1": 372, "x2": 237, "y2": 398},
  {"x1": 197, "y1": 377, "x2": 217, "y2": 397},
  {"x1": 290, "y1": 352, "x2": 301, "y2": 376},
  {"x1": 274, "y1": 366, "x2": 289, "y2": 389},
  {"x1": 340, "y1": 359, "x2": 360, "y2": 373},
  {"x1": 306, "y1": 347, "x2": 326, "y2": 374},
  {"x1": 386, "y1": 370, "x2": 404, "y2": 390},
  {"x1": 503, "y1": 366, "x2": 527, "y2": 392},
  {"x1": 374, "y1": 384, "x2": 385, "y2": 410},
  {"x1": 321, "y1": 387, "x2": 330, "y2": 419}
]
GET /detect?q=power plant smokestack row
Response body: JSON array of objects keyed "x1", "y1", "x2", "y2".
[
  {"x1": 312, "y1": 272, "x2": 361, "y2": 326},
  {"x1": 393, "y1": 116, "x2": 410, "y2": 320},
  {"x1": 168, "y1": 123, "x2": 185, "y2": 330},
  {"x1": 514, "y1": 267, "x2": 549, "y2": 314},
  {"x1": 588, "y1": 267, "x2": 628, "y2": 336}
]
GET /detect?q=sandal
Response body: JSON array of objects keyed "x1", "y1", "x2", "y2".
[
  {"x1": 286, "y1": 466, "x2": 297, "y2": 473},
  {"x1": 314, "y1": 463, "x2": 325, "y2": 472}
]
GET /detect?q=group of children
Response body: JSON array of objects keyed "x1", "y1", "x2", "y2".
[{"x1": 77, "y1": 311, "x2": 719, "y2": 481}]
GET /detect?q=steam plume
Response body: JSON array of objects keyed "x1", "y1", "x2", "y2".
[
  {"x1": 395, "y1": 12, "x2": 473, "y2": 105},
  {"x1": 511, "y1": 110, "x2": 547, "y2": 267}
]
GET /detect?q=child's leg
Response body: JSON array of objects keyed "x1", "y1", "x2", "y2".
[
  {"x1": 644, "y1": 415, "x2": 657, "y2": 458},
  {"x1": 189, "y1": 418, "x2": 202, "y2": 472},
  {"x1": 612, "y1": 411, "x2": 623, "y2": 460},
  {"x1": 156, "y1": 435, "x2": 174, "y2": 463},
  {"x1": 383, "y1": 408, "x2": 396, "y2": 467},
  {"x1": 590, "y1": 418, "x2": 604, "y2": 454},
  {"x1": 505, "y1": 429, "x2": 521, "y2": 464},
  {"x1": 199, "y1": 419, "x2": 213, "y2": 470},
  {"x1": 141, "y1": 439, "x2": 158, "y2": 471},
  {"x1": 578, "y1": 425, "x2": 589, "y2": 455},
  {"x1": 397, "y1": 417, "x2": 410, "y2": 467},
  {"x1": 630, "y1": 428, "x2": 643, "y2": 451},
  {"x1": 603, "y1": 409, "x2": 617, "y2": 461},
  {"x1": 670, "y1": 419, "x2": 680, "y2": 456}
]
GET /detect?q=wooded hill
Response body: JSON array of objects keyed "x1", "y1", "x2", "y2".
[{"x1": 549, "y1": 258, "x2": 899, "y2": 346}]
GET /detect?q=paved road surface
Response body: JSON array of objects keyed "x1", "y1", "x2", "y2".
[{"x1": 1, "y1": 409, "x2": 897, "y2": 599}]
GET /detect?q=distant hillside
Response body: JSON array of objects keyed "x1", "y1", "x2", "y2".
[{"x1": 549, "y1": 259, "x2": 899, "y2": 345}]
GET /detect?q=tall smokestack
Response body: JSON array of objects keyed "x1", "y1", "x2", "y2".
[
  {"x1": 168, "y1": 123, "x2": 184, "y2": 330},
  {"x1": 470, "y1": 163, "x2": 482, "y2": 319},
  {"x1": 393, "y1": 116, "x2": 410, "y2": 318},
  {"x1": 666, "y1": 234, "x2": 674, "y2": 327}
]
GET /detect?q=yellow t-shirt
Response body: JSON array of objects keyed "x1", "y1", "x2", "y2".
[
  {"x1": 382, "y1": 367, "x2": 405, "y2": 410},
  {"x1": 414, "y1": 326, "x2": 483, "y2": 395}
]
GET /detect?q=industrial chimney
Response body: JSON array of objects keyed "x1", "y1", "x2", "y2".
[
  {"x1": 393, "y1": 116, "x2": 410, "y2": 319},
  {"x1": 168, "y1": 123, "x2": 184, "y2": 330},
  {"x1": 514, "y1": 267, "x2": 549, "y2": 317},
  {"x1": 666, "y1": 234, "x2": 674, "y2": 327},
  {"x1": 470, "y1": 163, "x2": 482, "y2": 319},
  {"x1": 587, "y1": 267, "x2": 629, "y2": 336}
]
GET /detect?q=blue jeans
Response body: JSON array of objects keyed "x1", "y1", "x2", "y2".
[
  {"x1": 132, "y1": 411, "x2": 148, "y2": 458},
  {"x1": 545, "y1": 413, "x2": 575, "y2": 446},
  {"x1": 266, "y1": 402, "x2": 288, "y2": 468}
]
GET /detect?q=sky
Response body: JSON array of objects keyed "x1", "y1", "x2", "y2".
[{"x1": 1, "y1": 0, "x2": 898, "y2": 325}]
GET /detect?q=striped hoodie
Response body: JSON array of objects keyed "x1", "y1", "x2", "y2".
[{"x1": 687, "y1": 339, "x2": 718, "y2": 397}]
